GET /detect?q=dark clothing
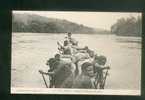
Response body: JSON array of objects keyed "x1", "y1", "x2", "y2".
[
  {"x1": 48, "y1": 58, "x2": 57, "y2": 71},
  {"x1": 47, "y1": 58, "x2": 62, "y2": 87},
  {"x1": 60, "y1": 73, "x2": 74, "y2": 88},
  {"x1": 68, "y1": 37, "x2": 78, "y2": 46},
  {"x1": 93, "y1": 62, "x2": 106, "y2": 89},
  {"x1": 53, "y1": 62, "x2": 73, "y2": 88},
  {"x1": 72, "y1": 74, "x2": 94, "y2": 89},
  {"x1": 48, "y1": 58, "x2": 72, "y2": 88},
  {"x1": 63, "y1": 46, "x2": 72, "y2": 55}
]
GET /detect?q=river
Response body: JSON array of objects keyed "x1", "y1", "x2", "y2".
[{"x1": 11, "y1": 33, "x2": 141, "y2": 90}]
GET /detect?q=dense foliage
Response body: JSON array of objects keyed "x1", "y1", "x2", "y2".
[
  {"x1": 12, "y1": 14, "x2": 96, "y2": 34},
  {"x1": 111, "y1": 16, "x2": 142, "y2": 36}
]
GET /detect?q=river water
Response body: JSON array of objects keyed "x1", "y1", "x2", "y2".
[{"x1": 11, "y1": 33, "x2": 141, "y2": 90}]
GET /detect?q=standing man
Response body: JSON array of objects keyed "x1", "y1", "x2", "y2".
[{"x1": 92, "y1": 55, "x2": 110, "y2": 89}]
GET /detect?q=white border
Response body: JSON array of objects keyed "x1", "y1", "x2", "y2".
[{"x1": 11, "y1": 87, "x2": 141, "y2": 95}]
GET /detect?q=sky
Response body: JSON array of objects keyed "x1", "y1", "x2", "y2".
[{"x1": 13, "y1": 11, "x2": 141, "y2": 30}]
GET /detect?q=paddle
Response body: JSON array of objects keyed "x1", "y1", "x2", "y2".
[
  {"x1": 39, "y1": 70, "x2": 48, "y2": 88},
  {"x1": 101, "y1": 68, "x2": 109, "y2": 89}
]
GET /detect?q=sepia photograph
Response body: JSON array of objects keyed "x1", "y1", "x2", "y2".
[{"x1": 11, "y1": 11, "x2": 142, "y2": 95}]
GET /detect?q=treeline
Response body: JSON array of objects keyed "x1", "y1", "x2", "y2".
[
  {"x1": 12, "y1": 14, "x2": 96, "y2": 34},
  {"x1": 111, "y1": 16, "x2": 142, "y2": 36}
]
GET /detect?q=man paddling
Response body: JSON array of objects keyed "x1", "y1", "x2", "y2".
[{"x1": 39, "y1": 54, "x2": 74, "y2": 88}]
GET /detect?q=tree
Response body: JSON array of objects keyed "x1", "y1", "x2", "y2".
[{"x1": 111, "y1": 16, "x2": 142, "y2": 36}]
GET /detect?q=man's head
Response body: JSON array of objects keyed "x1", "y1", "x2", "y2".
[
  {"x1": 68, "y1": 32, "x2": 72, "y2": 37},
  {"x1": 81, "y1": 62, "x2": 94, "y2": 77},
  {"x1": 54, "y1": 54, "x2": 61, "y2": 61},
  {"x1": 97, "y1": 55, "x2": 107, "y2": 65},
  {"x1": 46, "y1": 58, "x2": 55, "y2": 68},
  {"x1": 88, "y1": 51, "x2": 95, "y2": 58}
]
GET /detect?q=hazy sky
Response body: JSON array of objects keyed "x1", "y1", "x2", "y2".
[{"x1": 13, "y1": 11, "x2": 141, "y2": 30}]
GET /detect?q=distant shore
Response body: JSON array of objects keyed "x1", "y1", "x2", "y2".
[{"x1": 12, "y1": 32, "x2": 141, "y2": 37}]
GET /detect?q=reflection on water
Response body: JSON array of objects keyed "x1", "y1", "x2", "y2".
[
  {"x1": 11, "y1": 33, "x2": 141, "y2": 89},
  {"x1": 116, "y1": 39, "x2": 141, "y2": 44},
  {"x1": 127, "y1": 46, "x2": 141, "y2": 49},
  {"x1": 116, "y1": 36, "x2": 141, "y2": 44},
  {"x1": 115, "y1": 36, "x2": 141, "y2": 49}
]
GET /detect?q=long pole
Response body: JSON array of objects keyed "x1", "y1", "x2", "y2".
[
  {"x1": 102, "y1": 69, "x2": 109, "y2": 89},
  {"x1": 40, "y1": 72, "x2": 48, "y2": 88}
]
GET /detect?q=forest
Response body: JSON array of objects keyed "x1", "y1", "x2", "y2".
[
  {"x1": 12, "y1": 13, "x2": 142, "y2": 36},
  {"x1": 111, "y1": 16, "x2": 142, "y2": 37},
  {"x1": 12, "y1": 14, "x2": 97, "y2": 34}
]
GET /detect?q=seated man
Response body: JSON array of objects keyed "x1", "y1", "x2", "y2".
[
  {"x1": 84, "y1": 46, "x2": 95, "y2": 58},
  {"x1": 63, "y1": 40, "x2": 73, "y2": 55},
  {"x1": 57, "y1": 40, "x2": 72, "y2": 55},
  {"x1": 72, "y1": 46, "x2": 96, "y2": 76},
  {"x1": 57, "y1": 40, "x2": 73, "y2": 55},
  {"x1": 67, "y1": 32, "x2": 78, "y2": 46},
  {"x1": 64, "y1": 32, "x2": 87, "y2": 55},
  {"x1": 72, "y1": 62, "x2": 95, "y2": 89},
  {"x1": 62, "y1": 40, "x2": 86, "y2": 55},
  {"x1": 69, "y1": 46, "x2": 94, "y2": 62}
]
